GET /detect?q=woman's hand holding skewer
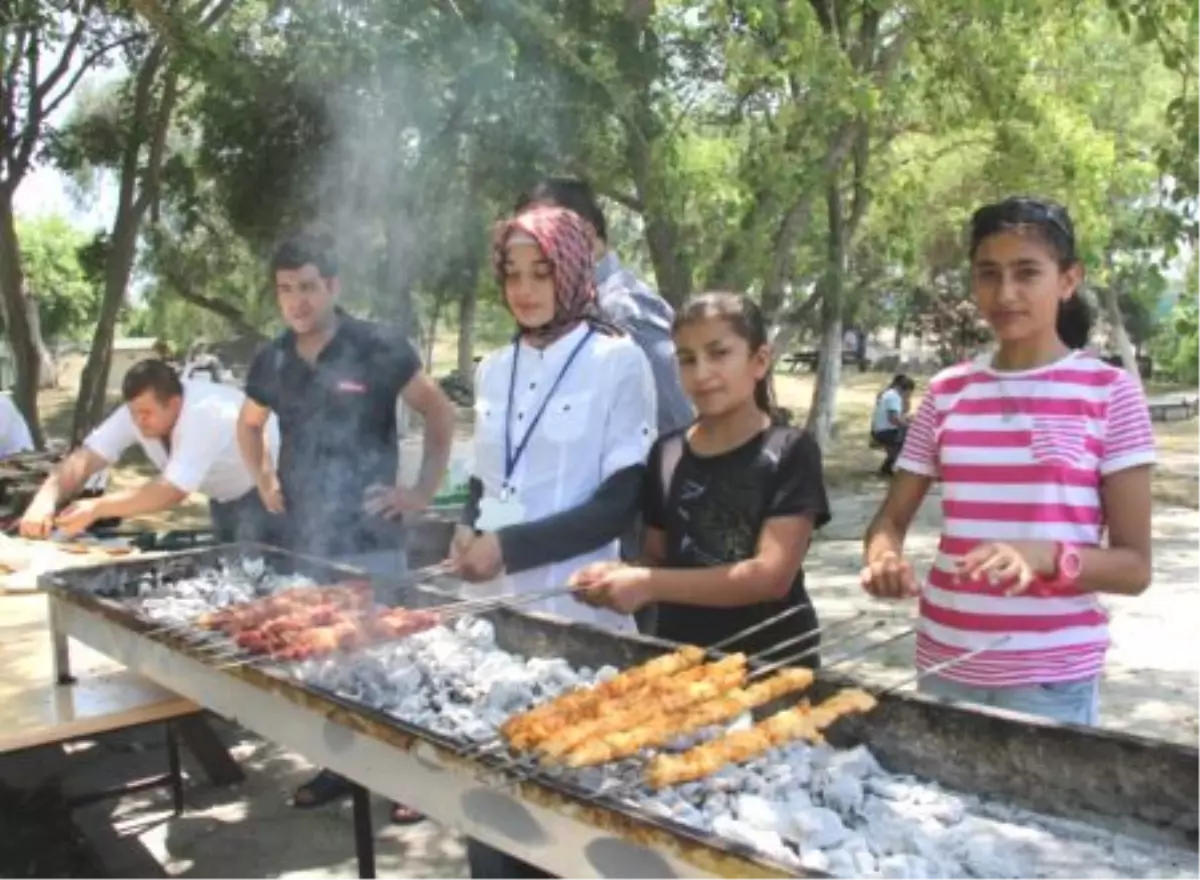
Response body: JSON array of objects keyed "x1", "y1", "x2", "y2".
[
  {"x1": 570, "y1": 563, "x2": 655, "y2": 613},
  {"x1": 447, "y1": 531, "x2": 505, "y2": 582}
]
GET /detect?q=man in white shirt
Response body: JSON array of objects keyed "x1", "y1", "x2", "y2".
[
  {"x1": 20, "y1": 359, "x2": 281, "y2": 543},
  {"x1": 0, "y1": 393, "x2": 34, "y2": 458},
  {"x1": 870, "y1": 374, "x2": 915, "y2": 477}
]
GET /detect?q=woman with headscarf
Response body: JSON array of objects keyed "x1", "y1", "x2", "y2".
[{"x1": 449, "y1": 206, "x2": 658, "y2": 636}]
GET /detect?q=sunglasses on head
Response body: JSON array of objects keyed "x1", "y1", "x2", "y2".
[{"x1": 971, "y1": 197, "x2": 1075, "y2": 244}]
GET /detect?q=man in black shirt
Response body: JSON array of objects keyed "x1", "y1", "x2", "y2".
[{"x1": 237, "y1": 230, "x2": 455, "y2": 821}]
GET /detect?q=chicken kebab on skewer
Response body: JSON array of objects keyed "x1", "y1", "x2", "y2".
[{"x1": 645, "y1": 688, "x2": 878, "y2": 789}]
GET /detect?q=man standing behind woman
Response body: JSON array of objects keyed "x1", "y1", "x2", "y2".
[
  {"x1": 449, "y1": 204, "x2": 657, "y2": 879},
  {"x1": 237, "y1": 230, "x2": 456, "y2": 820},
  {"x1": 515, "y1": 177, "x2": 693, "y2": 633}
]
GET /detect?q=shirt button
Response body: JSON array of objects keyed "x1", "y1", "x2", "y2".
[{"x1": 529, "y1": 382, "x2": 537, "y2": 390}]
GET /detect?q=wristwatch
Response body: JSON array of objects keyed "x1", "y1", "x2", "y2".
[{"x1": 1053, "y1": 542, "x2": 1084, "y2": 585}]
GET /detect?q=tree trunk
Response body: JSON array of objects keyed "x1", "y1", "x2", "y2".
[
  {"x1": 1100, "y1": 283, "x2": 1142, "y2": 385},
  {"x1": 0, "y1": 192, "x2": 44, "y2": 446},
  {"x1": 457, "y1": 279, "x2": 477, "y2": 380},
  {"x1": 805, "y1": 181, "x2": 847, "y2": 449},
  {"x1": 26, "y1": 294, "x2": 57, "y2": 389},
  {"x1": 73, "y1": 209, "x2": 140, "y2": 444}
]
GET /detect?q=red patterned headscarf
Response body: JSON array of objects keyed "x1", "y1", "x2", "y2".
[{"x1": 492, "y1": 206, "x2": 620, "y2": 342}]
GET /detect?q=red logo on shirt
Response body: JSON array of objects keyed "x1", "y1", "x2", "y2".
[{"x1": 337, "y1": 380, "x2": 367, "y2": 394}]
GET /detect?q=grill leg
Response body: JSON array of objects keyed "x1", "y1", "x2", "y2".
[
  {"x1": 166, "y1": 722, "x2": 184, "y2": 817},
  {"x1": 49, "y1": 599, "x2": 75, "y2": 685},
  {"x1": 350, "y1": 783, "x2": 376, "y2": 879}
]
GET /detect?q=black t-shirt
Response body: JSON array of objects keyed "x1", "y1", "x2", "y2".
[
  {"x1": 244, "y1": 311, "x2": 420, "y2": 557},
  {"x1": 643, "y1": 425, "x2": 831, "y2": 663}
]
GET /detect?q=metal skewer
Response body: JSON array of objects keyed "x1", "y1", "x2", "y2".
[
  {"x1": 708, "y1": 603, "x2": 813, "y2": 652},
  {"x1": 745, "y1": 616, "x2": 886, "y2": 680},
  {"x1": 743, "y1": 611, "x2": 870, "y2": 665},
  {"x1": 875, "y1": 634, "x2": 1013, "y2": 696},
  {"x1": 824, "y1": 626, "x2": 917, "y2": 670}
]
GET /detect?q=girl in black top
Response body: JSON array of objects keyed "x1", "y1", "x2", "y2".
[{"x1": 573, "y1": 292, "x2": 830, "y2": 662}]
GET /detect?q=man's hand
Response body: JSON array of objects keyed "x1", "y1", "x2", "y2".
[
  {"x1": 567, "y1": 560, "x2": 625, "y2": 590},
  {"x1": 363, "y1": 484, "x2": 433, "y2": 519},
  {"x1": 860, "y1": 551, "x2": 920, "y2": 599},
  {"x1": 19, "y1": 495, "x2": 57, "y2": 539},
  {"x1": 571, "y1": 565, "x2": 655, "y2": 614},
  {"x1": 450, "y1": 532, "x2": 505, "y2": 582},
  {"x1": 256, "y1": 471, "x2": 285, "y2": 514},
  {"x1": 55, "y1": 499, "x2": 104, "y2": 538}
]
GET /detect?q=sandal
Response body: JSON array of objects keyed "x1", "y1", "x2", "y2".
[
  {"x1": 292, "y1": 769, "x2": 353, "y2": 809},
  {"x1": 390, "y1": 801, "x2": 426, "y2": 826}
]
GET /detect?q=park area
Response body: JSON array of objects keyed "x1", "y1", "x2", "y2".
[
  {"x1": 2, "y1": 362, "x2": 1197, "y2": 878},
  {"x1": 2, "y1": 0, "x2": 1198, "y2": 876}
]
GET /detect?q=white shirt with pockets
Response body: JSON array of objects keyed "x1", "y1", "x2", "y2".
[
  {"x1": 0, "y1": 394, "x2": 34, "y2": 458},
  {"x1": 84, "y1": 381, "x2": 280, "y2": 504},
  {"x1": 472, "y1": 323, "x2": 658, "y2": 633}
]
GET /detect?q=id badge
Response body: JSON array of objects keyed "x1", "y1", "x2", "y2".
[{"x1": 476, "y1": 497, "x2": 527, "y2": 531}]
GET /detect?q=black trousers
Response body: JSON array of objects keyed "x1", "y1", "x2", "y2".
[
  {"x1": 872, "y1": 427, "x2": 906, "y2": 474},
  {"x1": 208, "y1": 490, "x2": 283, "y2": 545}
]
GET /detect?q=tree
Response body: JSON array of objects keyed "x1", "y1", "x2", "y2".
[
  {"x1": 51, "y1": 0, "x2": 238, "y2": 442},
  {"x1": 16, "y1": 215, "x2": 101, "y2": 343},
  {"x1": 1, "y1": 0, "x2": 135, "y2": 443}
]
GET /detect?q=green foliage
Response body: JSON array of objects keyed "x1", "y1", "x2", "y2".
[{"x1": 15, "y1": 216, "x2": 102, "y2": 341}]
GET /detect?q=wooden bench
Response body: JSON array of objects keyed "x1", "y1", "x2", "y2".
[
  {"x1": 1147, "y1": 395, "x2": 1199, "y2": 423},
  {"x1": 0, "y1": 670, "x2": 201, "y2": 814},
  {"x1": 780, "y1": 349, "x2": 867, "y2": 373}
]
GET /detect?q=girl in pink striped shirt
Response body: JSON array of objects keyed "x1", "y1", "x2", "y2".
[{"x1": 860, "y1": 197, "x2": 1155, "y2": 725}]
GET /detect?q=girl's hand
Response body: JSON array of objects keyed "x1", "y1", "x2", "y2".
[
  {"x1": 860, "y1": 552, "x2": 920, "y2": 599},
  {"x1": 447, "y1": 525, "x2": 475, "y2": 567},
  {"x1": 567, "y1": 561, "x2": 625, "y2": 589},
  {"x1": 956, "y1": 541, "x2": 1055, "y2": 595},
  {"x1": 453, "y1": 532, "x2": 505, "y2": 583},
  {"x1": 573, "y1": 566, "x2": 654, "y2": 614}
]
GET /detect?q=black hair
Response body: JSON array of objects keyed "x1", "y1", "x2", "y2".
[
  {"x1": 674, "y1": 292, "x2": 777, "y2": 417},
  {"x1": 890, "y1": 373, "x2": 916, "y2": 393},
  {"x1": 513, "y1": 177, "x2": 608, "y2": 242},
  {"x1": 270, "y1": 230, "x2": 339, "y2": 279},
  {"x1": 122, "y1": 359, "x2": 183, "y2": 404},
  {"x1": 968, "y1": 196, "x2": 1093, "y2": 350}
]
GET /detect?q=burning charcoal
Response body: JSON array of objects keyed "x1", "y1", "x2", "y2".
[
  {"x1": 733, "y1": 794, "x2": 786, "y2": 836},
  {"x1": 814, "y1": 770, "x2": 865, "y2": 818},
  {"x1": 798, "y1": 848, "x2": 831, "y2": 875},
  {"x1": 825, "y1": 744, "x2": 882, "y2": 780},
  {"x1": 594, "y1": 664, "x2": 619, "y2": 682},
  {"x1": 824, "y1": 836, "x2": 878, "y2": 878},
  {"x1": 782, "y1": 805, "x2": 849, "y2": 850},
  {"x1": 711, "y1": 815, "x2": 792, "y2": 865},
  {"x1": 877, "y1": 853, "x2": 938, "y2": 879}
]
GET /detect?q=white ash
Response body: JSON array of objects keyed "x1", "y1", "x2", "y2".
[
  {"x1": 293, "y1": 617, "x2": 617, "y2": 743},
  {"x1": 283, "y1": 619, "x2": 1194, "y2": 879},
  {"x1": 132, "y1": 558, "x2": 316, "y2": 625},
  {"x1": 624, "y1": 741, "x2": 1195, "y2": 879}
]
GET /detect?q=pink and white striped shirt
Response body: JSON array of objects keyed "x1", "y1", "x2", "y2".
[{"x1": 897, "y1": 351, "x2": 1156, "y2": 687}]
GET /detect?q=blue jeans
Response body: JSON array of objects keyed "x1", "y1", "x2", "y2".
[{"x1": 919, "y1": 674, "x2": 1100, "y2": 726}]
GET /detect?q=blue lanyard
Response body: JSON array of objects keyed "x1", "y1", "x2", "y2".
[{"x1": 504, "y1": 327, "x2": 595, "y2": 485}]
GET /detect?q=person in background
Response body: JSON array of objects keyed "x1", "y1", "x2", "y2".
[
  {"x1": 515, "y1": 176, "x2": 692, "y2": 634},
  {"x1": 182, "y1": 341, "x2": 224, "y2": 383},
  {"x1": 0, "y1": 392, "x2": 34, "y2": 459},
  {"x1": 20, "y1": 360, "x2": 281, "y2": 543},
  {"x1": 860, "y1": 197, "x2": 1155, "y2": 725},
  {"x1": 450, "y1": 205, "x2": 657, "y2": 880},
  {"x1": 237, "y1": 230, "x2": 456, "y2": 822},
  {"x1": 572, "y1": 292, "x2": 830, "y2": 661},
  {"x1": 870, "y1": 374, "x2": 916, "y2": 477}
]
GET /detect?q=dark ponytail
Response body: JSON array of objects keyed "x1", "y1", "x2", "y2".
[
  {"x1": 674, "y1": 291, "x2": 781, "y2": 421},
  {"x1": 1056, "y1": 294, "x2": 1093, "y2": 350}
]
